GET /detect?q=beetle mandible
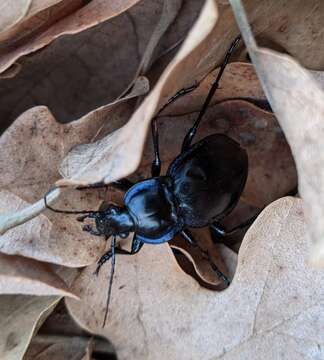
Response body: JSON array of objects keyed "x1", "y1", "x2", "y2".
[{"x1": 45, "y1": 35, "x2": 254, "y2": 325}]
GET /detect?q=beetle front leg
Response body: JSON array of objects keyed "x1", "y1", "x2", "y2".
[
  {"x1": 82, "y1": 224, "x2": 102, "y2": 236},
  {"x1": 94, "y1": 236, "x2": 143, "y2": 275}
]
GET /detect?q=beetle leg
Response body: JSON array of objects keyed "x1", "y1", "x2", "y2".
[
  {"x1": 82, "y1": 224, "x2": 102, "y2": 236},
  {"x1": 94, "y1": 235, "x2": 143, "y2": 276},
  {"x1": 211, "y1": 212, "x2": 261, "y2": 242},
  {"x1": 76, "y1": 212, "x2": 98, "y2": 222},
  {"x1": 151, "y1": 84, "x2": 200, "y2": 177},
  {"x1": 181, "y1": 35, "x2": 241, "y2": 152},
  {"x1": 76, "y1": 178, "x2": 134, "y2": 192},
  {"x1": 151, "y1": 117, "x2": 161, "y2": 177},
  {"x1": 180, "y1": 229, "x2": 230, "y2": 286}
]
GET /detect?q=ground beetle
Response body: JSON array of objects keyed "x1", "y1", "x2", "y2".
[{"x1": 45, "y1": 36, "x2": 256, "y2": 325}]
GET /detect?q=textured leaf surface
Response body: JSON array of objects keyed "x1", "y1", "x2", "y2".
[{"x1": 66, "y1": 197, "x2": 324, "y2": 359}]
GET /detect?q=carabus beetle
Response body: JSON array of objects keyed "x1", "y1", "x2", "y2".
[{"x1": 45, "y1": 36, "x2": 255, "y2": 325}]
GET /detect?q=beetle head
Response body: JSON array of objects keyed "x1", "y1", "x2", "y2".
[{"x1": 79, "y1": 204, "x2": 134, "y2": 238}]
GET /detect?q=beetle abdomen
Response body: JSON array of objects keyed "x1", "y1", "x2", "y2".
[
  {"x1": 124, "y1": 177, "x2": 183, "y2": 244},
  {"x1": 167, "y1": 134, "x2": 248, "y2": 227}
]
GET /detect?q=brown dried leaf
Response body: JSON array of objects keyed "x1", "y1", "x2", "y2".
[
  {"x1": 212, "y1": 0, "x2": 324, "y2": 70},
  {"x1": 24, "y1": 336, "x2": 93, "y2": 360},
  {"x1": 66, "y1": 197, "x2": 324, "y2": 359},
  {"x1": 0, "y1": 76, "x2": 147, "y2": 236},
  {"x1": 229, "y1": 0, "x2": 324, "y2": 265},
  {"x1": 171, "y1": 228, "x2": 236, "y2": 287},
  {"x1": 0, "y1": 253, "x2": 77, "y2": 298},
  {"x1": 0, "y1": 295, "x2": 60, "y2": 360},
  {"x1": 0, "y1": 1, "x2": 78, "y2": 40},
  {"x1": 163, "y1": 62, "x2": 324, "y2": 116},
  {"x1": 57, "y1": 0, "x2": 220, "y2": 187},
  {"x1": 129, "y1": 0, "x2": 183, "y2": 79},
  {"x1": 58, "y1": 0, "x2": 322, "y2": 189},
  {"x1": 0, "y1": 0, "x2": 142, "y2": 74},
  {"x1": 162, "y1": 62, "x2": 266, "y2": 116}
]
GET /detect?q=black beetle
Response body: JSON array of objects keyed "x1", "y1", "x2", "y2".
[{"x1": 45, "y1": 36, "x2": 254, "y2": 325}]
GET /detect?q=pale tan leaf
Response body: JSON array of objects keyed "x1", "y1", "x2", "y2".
[
  {"x1": 58, "y1": 0, "x2": 321, "y2": 189},
  {"x1": 57, "y1": 0, "x2": 220, "y2": 187},
  {"x1": 229, "y1": 0, "x2": 324, "y2": 266},
  {"x1": 0, "y1": 295, "x2": 60, "y2": 360},
  {"x1": 0, "y1": 77, "x2": 147, "y2": 241},
  {"x1": 0, "y1": 253, "x2": 77, "y2": 298},
  {"x1": 214, "y1": 0, "x2": 324, "y2": 70},
  {"x1": 0, "y1": 0, "x2": 31, "y2": 33},
  {"x1": 66, "y1": 197, "x2": 324, "y2": 359}
]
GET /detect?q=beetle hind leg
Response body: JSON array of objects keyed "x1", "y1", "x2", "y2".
[{"x1": 180, "y1": 229, "x2": 230, "y2": 286}]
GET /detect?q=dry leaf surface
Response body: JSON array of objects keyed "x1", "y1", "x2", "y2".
[
  {"x1": 24, "y1": 336, "x2": 93, "y2": 360},
  {"x1": 57, "y1": 0, "x2": 324, "y2": 188},
  {"x1": 0, "y1": 0, "x2": 179, "y2": 127},
  {"x1": 229, "y1": 0, "x2": 324, "y2": 266},
  {"x1": 251, "y1": 50, "x2": 324, "y2": 267},
  {"x1": 57, "y1": 0, "x2": 221, "y2": 186},
  {"x1": 134, "y1": 99, "x2": 296, "y2": 208},
  {"x1": 0, "y1": 252, "x2": 77, "y2": 298},
  {"x1": 0, "y1": 295, "x2": 60, "y2": 360},
  {"x1": 66, "y1": 197, "x2": 324, "y2": 359},
  {"x1": 0, "y1": 76, "x2": 147, "y2": 238},
  {"x1": 0, "y1": 0, "x2": 142, "y2": 74}
]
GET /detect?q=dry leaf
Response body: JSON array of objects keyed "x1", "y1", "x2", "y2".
[
  {"x1": 24, "y1": 336, "x2": 93, "y2": 360},
  {"x1": 171, "y1": 228, "x2": 236, "y2": 286},
  {"x1": 0, "y1": 77, "x2": 147, "y2": 240},
  {"x1": 0, "y1": 1, "x2": 81, "y2": 42},
  {"x1": 0, "y1": 0, "x2": 142, "y2": 74},
  {"x1": 0, "y1": 295, "x2": 60, "y2": 360},
  {"x1": 0, "y1": 0, "x2": 32, "y2": 33},
  {"x1": 0, "y1": 0, "x2": 204, "y2": 130},
  {"x1": 134, "y1": 100, "x2": 296, "y2": 208},
  {"x1": 58, "y1": 0, "x2": 322, "y2": 189},
  {"x1": 229, "y1": 0, "x2": 324, "y2": 265},
  {"x1": 162, "y1": 62, "x2": 266, "y2": 116},
  {"x1": 57, "y1": 0, "x2": 220, "y2": 187},
  {"x1": 162, "y1": 62, "x2": 324, "y2": 117},
  {"x1": 0, "y1": 252, "x2": 77, "y2": 298},
  {"x1": 66, "y1": 197, "x2": 324, "y2": 359}
]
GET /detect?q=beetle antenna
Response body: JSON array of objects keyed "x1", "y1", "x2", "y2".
[
  {"x1": 44, "y1": 188, "x2": 102, "y2": 215},
  {"x1": 102, "y1": 235, "x2": 116, "y2": 327}
]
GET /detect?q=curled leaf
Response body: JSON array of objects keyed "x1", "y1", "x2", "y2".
[
  {"x1": 0, "y1": 295, "x2": 60, "y2": 360},
  {"x1": 229, "y1": 0, "x2": 324, "y2": 265},
  {"x1": 0, "y1": 0, "x2": 142, "y2": 74},
  {"x1": 0, "y1": 77, "x2": 147, "y2": 237},
  {"x1": 57, "y1": 0, "x2": 220, "y2": 186},
  {"x1": 0, "y1": 253, "x2": 78, "y2": 298}
]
